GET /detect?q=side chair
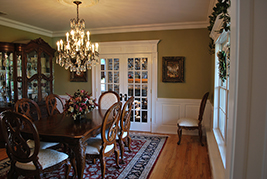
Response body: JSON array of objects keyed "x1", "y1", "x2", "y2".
[
  {"x1": 14, "y1": 98, "x2": 59, "y2": 149},
  {"x1": 98, "y1": 91, "x2": 120, "y2": 110},
  {"x1": 0, "y1": 110, "x2": 71, "y2": 179},
  {"x1": 45, "y1": 94, "x2": 64, "y2": 116},
  {"x1": 85, "y1": 102, "x2": 122, "y2": 179},
  {"x1": 177, "y1": 92, "x2": 209, "y2": 146},
  {"x1": 117, "y1": 96, "x2": 134, "y2": 164}
]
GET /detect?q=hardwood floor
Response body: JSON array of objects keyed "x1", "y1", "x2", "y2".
[
  {"x1": 0, "y1": 134, "x2": 212, "y2": 179},
  {"x1": 149, "y1": 134, "x2": 212, "y2": 179}
]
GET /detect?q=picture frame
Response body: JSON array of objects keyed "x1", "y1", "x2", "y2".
[
  {"x1": 162, "y1": 56, "x2": 185, "y2": 82},
  {"x1": 70, "y1": 71, "x2": 88, "y2": 82}
]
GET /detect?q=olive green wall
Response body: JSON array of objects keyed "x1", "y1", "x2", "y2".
[
  {"x1": 0, "y1": 25, "x2": 213, "y2": 100},
  {"x1": 0, "y1": 25, "x2": 52, "y2": 44}
]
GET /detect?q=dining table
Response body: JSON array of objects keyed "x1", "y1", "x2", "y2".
[{"x1": 29, "y1": 109, "x2": 108, "y2": 179}]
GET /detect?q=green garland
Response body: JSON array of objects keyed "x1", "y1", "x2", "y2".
[
  {"x1": 207, "y1": 0, "x2": 231, "y2": 54},
  {"x1": 217, "y1": 43, "x2": 230, "y2": 82}
]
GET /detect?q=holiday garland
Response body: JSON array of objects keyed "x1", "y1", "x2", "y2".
[{"x1": 207, "y1": 0, "x2": 231, "y2": 54}]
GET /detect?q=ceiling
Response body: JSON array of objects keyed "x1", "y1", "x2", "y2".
[{"x1": 0, "y1": 0, "x2": 214, "y2": 37}]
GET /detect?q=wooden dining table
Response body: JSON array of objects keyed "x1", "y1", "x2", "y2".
[{"x1": 30, "y1": 109, "x2": 108, "y2": 179}]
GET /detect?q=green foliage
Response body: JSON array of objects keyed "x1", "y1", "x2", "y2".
[{"x1": 207, "y1": 0, "x2": 231, "y2": 54}]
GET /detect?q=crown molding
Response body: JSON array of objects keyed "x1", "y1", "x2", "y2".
[
  {"x1": 52, "y1": 21, "x2": 209, "y2": 37},
  {"x1": 0, "y1": 16, "x2": 208, "y2": 38},
  {"x1": 0, "y1": 17, "x2": 53, "y2": 37}
]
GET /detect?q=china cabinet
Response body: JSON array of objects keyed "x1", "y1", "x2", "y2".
[{"x1": 0, "y1": 38, "x2": 56, "y2": 147}]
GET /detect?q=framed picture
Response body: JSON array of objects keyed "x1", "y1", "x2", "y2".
[
  {"x1": 162, "y1": 56, "x2": 185, "y2": 82},
  {"x1": 70, "y1": 71, "x2": 87, "y2": 82}
]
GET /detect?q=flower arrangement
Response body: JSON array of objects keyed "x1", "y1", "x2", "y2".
[{"x1": 64, "y1": 89, "x2": 97, "y2": 120}]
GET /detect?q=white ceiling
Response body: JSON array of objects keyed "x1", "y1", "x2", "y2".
[{"x1": 0, "y1": 0, "x2": 214, "y2": 37}]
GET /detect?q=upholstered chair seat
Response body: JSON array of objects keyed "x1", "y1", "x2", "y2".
[{"x1": 177, "y1": 118, "x2": 198, "y2": 127}]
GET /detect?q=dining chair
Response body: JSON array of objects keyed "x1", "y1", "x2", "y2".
[
  {"x1": 14, "y1": 98, "x2": 59, "y2": 149},
  {"x1": 85, "y1": 102, "x2": 122, "y2": 179},
  {"x1": 45, "y1": 94, "x2": 64, "y2": 116},
  {"x1": 177, "y1": 92, "x2": 209, "y2": 146},
  {"x1": 0, "y1": 110, "x2": 71, "y2": 179},
  {"x1": 98, "y1": 91, "x2": 120, "y2": 110},
  {"x1": 117, "y1": 96, "x2": 134, "y2": 164}
]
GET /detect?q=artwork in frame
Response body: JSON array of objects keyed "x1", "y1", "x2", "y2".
[
  {"x1": 70, "y1": 71, "x2": 87, "y2": 82},
  {"x1": 162, "y1": 56, "x2": 185, "y2": 82}
]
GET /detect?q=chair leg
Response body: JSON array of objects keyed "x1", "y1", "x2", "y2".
[
  {"x1": 177, "y1": 126, "x2": 182, "y2": 145},
  {"x1": 127, "y1": 136, "x2": 132, "y2": 152},
  {"x1": 199, "y1": 128, "x2": 204, "y2": 146},
  {"x1": 119, "y1": 138, "x2": 125, "y2": 164},
  {"x1": 100, "y1": 156, "x2": 106, "y2": 179},
  {"x1": 64, "y1": 161, "x2": 71, "y2": 179},
  {"x1": 115, "y1": 148, "x2": 120, "y2": 168}
]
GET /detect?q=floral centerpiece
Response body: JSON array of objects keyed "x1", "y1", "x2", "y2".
[{"x1": 64, "y1": 89, "x2": 97, "y2": 120}]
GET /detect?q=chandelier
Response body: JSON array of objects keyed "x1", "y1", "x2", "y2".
[{"x1": 56, "y1": 0, "x2": 99, "y2": 75}]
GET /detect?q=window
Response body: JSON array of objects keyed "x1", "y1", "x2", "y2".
[{"x1": 213, "y1": 32, "x2": 230, "y2": 168}]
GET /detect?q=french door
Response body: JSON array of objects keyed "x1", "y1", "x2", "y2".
[{"x1": 94, "y1": 54, "x2": 152, "y2": 131}]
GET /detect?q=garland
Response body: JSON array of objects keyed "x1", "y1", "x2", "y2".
[
  {"x1": 217, "y1": 43, "x2": 230, "y2": 82},
  {"x1": 207, "y1": 0, "x2": 231, "y2": 54}
]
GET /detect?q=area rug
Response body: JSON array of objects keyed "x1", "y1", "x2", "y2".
[{"x1": 0, "y1": 134, "x2": 168, "y2": 179}]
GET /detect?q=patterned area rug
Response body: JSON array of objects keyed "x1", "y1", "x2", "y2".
[{"x1": 0, "y1": 134, "x2": 168, "y2": 179}]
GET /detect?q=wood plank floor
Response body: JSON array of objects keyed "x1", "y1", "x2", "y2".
[{"x1": 0, "y1": 134, "x2": 212, "y2": 179}]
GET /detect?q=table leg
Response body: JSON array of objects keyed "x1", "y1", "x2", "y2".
[{"x1": 69, "y1": 140, "x2": 86, "y2": 179}]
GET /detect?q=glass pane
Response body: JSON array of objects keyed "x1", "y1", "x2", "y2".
[
  {"x1": 142, "y1": 72, "x2": 148, "y2": 83},
  {"x1": 28, "y1": 79, "x2": 38, "y2": 102},
  {"x1": 130, "y1": 110, "x2": 133, "y2": 122},
  {"x1": 128, "y1": 71, "x2": 133, "y2": 83},
  {"x1": 27, "y1": 51, "x2": 38, "y2": 78},
  {"x1": 101, "y1": 72, "x2": 106, "y2": 83},
  {"x1": 135, "y1": 58, "x2": 140, "y2": 70},
  {"x1": 135, "y1": 85, "x2": 140, "y2": 96},
  {"x1": 41, "y1": 52, "x2": 50, "y2": 76},
  {"x1": 128, "y1": 85, "x2": 133, "y2": 97},
  {"x1": 101, "y1": 84, "x2": 106, "y2": 93},
  {"x1": 135, "y1": 111, "x2": 140, "y2": 122},
  {"x1": 142, "y1": 58, "x2": 148, "y2": 70},
  {"x1": 135, "y1": 72, "x2": 140, "y2": 83},
  {"x1": 114, "y1": 84, "x2": 119, "y2": 94},
  {"x1": 142, "y1": 85, "x2": 147, "y2": 96},
  {"x1": 101, "y1": 59, "x2": 106, "y2": 70},
  {"x1": 108, "y1": 59, "x2": 112, "y2": 70},
  {"x1": 108, "y1": 84, "x2": 113, "y2": 91},
  {"x1": 17, "y1": 55, "x2": 22, "y2": 77},
  {"x1": 41, "y1": 79, "x2": 50, "y2": 101},
  {"x1": 142, "y1": 98, "x2": 147, "y2": 109},
  {"x1": 114, "y1": 72, "x2": 119, "y2": 83},
  {"x1": 128, "y1": 58, "x2": 134, "y2": 70},
  {"x1": 220, "y1": 88, "x2": 226, "y2": 112},
  {"x1": 108, "y1": 72, "x2": 113, "y2": 83},
  {"x1": 142, "y1": 111, "x2": 147, "y2": 123},
  {"x1": 114, "y1": 58, "x2": 119, "y2": 70},
  {"x1": 18, "y1": 81, "x2": 23, "y2": 100},
  {"x1": 219, "y1": 109, "x2": 226, "y2": 139}
]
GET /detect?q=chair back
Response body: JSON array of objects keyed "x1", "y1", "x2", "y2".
[
  {"x1": 119, "y1": 96, "x2": 134, "y2": 136},
  {"x1": 98, "y1": 91, "x2": 120, "y2": 110},
  {"x1": 101, "y1": 102, "x2": 122, "y2": 146},
  {"x1": 14, "y1": 98, "x2": 41, "y2": 121},
  {"x1": 0, "y1": 111, "x2": 40, "y2": 165},
  {"x1": 198, "y1": 92, "x2": 209, "y2": 122},
  {"x1": 45, "y1": 94, "x2": 64, "y2": 116}
]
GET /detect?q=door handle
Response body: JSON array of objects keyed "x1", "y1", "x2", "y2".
[
  {"x1": 124, "y1": 94, "x2": 127, "y2": 101},
  {"x1": 120, "y1": 94, "x2": 123, "y2": 101}
]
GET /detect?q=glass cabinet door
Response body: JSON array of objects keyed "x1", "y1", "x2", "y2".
[
  {"x1": 0, "y1": 51, "x2": 14, "y2": 103},
  {"x1": 17, "y1": 54, "x2": 23, "y2": 100},
  {"x1": 40, "y1": 52, "x2": 51, "y2": 101},
  {"x1": 26, "y1": 51, "x2": 38, "y2": 101}
]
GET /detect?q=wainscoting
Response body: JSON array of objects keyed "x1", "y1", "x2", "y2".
[{"x1": 152, "y1": 98, "x2": 212, "y2": 135}]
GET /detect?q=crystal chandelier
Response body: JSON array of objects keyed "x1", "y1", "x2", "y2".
[{"x1": 56, "y1": 0, "x2": 99, "y2": 75}]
